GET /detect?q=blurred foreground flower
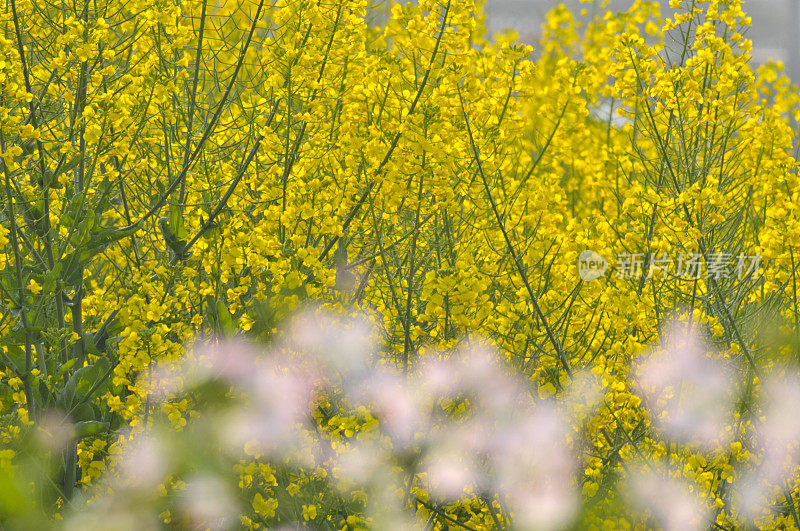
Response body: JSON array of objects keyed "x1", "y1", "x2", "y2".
[
  {"x1": 65, "y1": 307, "x2": 789, "y2": 530},
  {"x1": 625, "y1": 464, "x2": 710, "y2": 531},
  {"x1": 633, "y1": 316, "x2": 738, "y2": 450},
  {"x1": 733, "y1": 372, "x2": 800, "y2": 521},
  {"x1": 63, "y1": 308, "x2": 585, "y2": 529}
]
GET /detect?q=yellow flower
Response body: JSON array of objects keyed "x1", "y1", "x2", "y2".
[
  {"x1": 27, "y1": 279, "x2": 42, "y2": 295},
  {"x1": 252, "y1": 493, "x2": 278, "y2": 518},
  {"x1": 302, "y1": 504, "x2": 317, "y2": 521}
]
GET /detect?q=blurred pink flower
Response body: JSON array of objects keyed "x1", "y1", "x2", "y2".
[
  {"x1": 113, "y1": 310, "x2": 596, "y2": 529},
  {"x1": 414, "y1": 357, "x2": 461, "y2": 400},
  {"x1": 491, "y1": 402, "x2": 578, "y2": 531},
  {"x1": 179, "y1": 474, "x2": 238, "y2": 530},
  {"x1": 332, "y1": 441, "x2": 388, "y2": 486},
  {"x1": 36, "y1": 410, "x2": 73, "y2": 452},
  {"x1": 118, "y1": 434, "x2": 168, "y2": 490},
  {"x1": 456, "y1": 344, "x2": 529, "y2": 418},
  {"x1": 422, "y1": 444, "x2": 480, "y2": 500},
  {"x1": 734, "y1": 373, "x2": 800, "y2": 520},
  {"x1": 625, "y1": 466, "x2": 709, "y2": 531},
  {"x1": 633, "y1": 317, "x2": 737, "y2": 450},
  {"x1": 149, "y1": 337, "x2": 260, "y2": 400},
  {"x1": 353, "y1": 369, "x2": 428, "y2": 448},
  {"x1": 415, "y1": 342, "x2": 529, "y2": 422},
  {"x1": 285, "y1": 307, "x2": 375, "y2": 383},
  {"x1": 198, "y1": 338, "x2": 260, "y2": 384},
  {"x1": 221, "y1": 359, "x2": 314, "y2": 455},
  {"x1": 63, "y1": 501, "x2": 161, "y2": 531}
]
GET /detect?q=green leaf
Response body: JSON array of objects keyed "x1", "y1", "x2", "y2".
[
  {"x1": 57, "y1": 371, "x2": 79, "y2": 409},
  {"x1": 55, "y1": 358, "x2": 78, "y2": 381},
  {"x1": 39, "y1": 154, "x2": 81, "y2": 189},
  {"x1": 82, "y1": 333, "x2": 99, "y2": 356},
  {"x1": 76, "y1": 210, "x2": 96, "y2": 245},
  {"x1": 170, "y1": 204, "x2": 188, "y2": 240},
  {"x1": 38, "y1": 169, "x2": 58, "y2": 189},
  {"x1": 1, "y1": 345, "x2": 25, "y2": 376},
  {"x1": 75, "y1": 357, "x2": 111, "y2": 398},
  {"x1": 216, "y1": 299, "x2": 235, "y2": 336},
  {"x1": 60, "y1": 227, "x2": 137, "y2": 285},
  {"x1": 0, "y1": 468, "x2": 30, "y2": 516},
  {"x1": 72, "y1": 420, "x2": 108, "y2": 439},
  {"x1": 70, "y1": 403, "x2": 95, "y2": 423},
  {"x1": 66, "y1": 192, "x2": 85, "y2": 221},
  {"x1": 36, "y1": 380, "x2": 50, "y2": 408},
  {"x1": 58, "y1": 357, "x2": 110, "y2": 408},
  {"x1": 92, "y1": 176, "x2": 114, "y2": 218},
  {"x1": 158, "y1": 216, "x2": 187, "y2": 259},
  {"x1": 56, "y1": 154, "x2": 83, "y2": 179},
  {"x1": 42, "y1": 262, "x2": 62, "y2": 293}
]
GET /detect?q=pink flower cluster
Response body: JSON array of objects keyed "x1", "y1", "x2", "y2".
[
  {"x1": 68, "y1": 307, "x2": 584, "y2": 529},
  {"x1": 632, "y1": 314, "x2": 800, "y2": 528},
  {"x1": 61, "y1": 308, "x2": 800, "y2": 529}
]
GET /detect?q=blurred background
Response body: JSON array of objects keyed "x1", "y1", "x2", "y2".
[{"x1": 485, "y1": 0, "x2": 797, "y2": 78}]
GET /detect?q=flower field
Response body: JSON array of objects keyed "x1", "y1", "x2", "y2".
[{"x1": 1, "y1": 0, "x2": 800, "y2": 528}]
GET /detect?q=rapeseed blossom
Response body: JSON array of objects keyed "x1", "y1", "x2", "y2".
[{"x1": 1, "y1": 0, "x2": 800, "y2": 528}]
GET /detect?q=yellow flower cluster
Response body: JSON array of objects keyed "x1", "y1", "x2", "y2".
[{"x1": 1, "y1": 0, "x2": 799, "y2": 527}]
